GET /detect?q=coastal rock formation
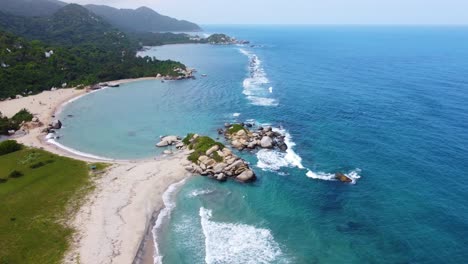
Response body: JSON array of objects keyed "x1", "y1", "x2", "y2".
[
  {"x1": 335, "y1": 172, "x2": 353, "y2": 183},
  {"x1": 156, "y1": 135, "x2": 181, "y2": 147},
  {"x1": 182, "y1": 134, "x2": 256, "y2": 183},
  {"x1": 50, "y1": 120, "x2": 62, "y2": 130},
  {"x1": 221, "y1": 123, "x2": 288, "y2": 152}
]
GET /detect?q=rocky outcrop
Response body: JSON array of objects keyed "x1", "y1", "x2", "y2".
[
  {"x1": 221, "y1": 123, "x2": 288, "y2": 152},
  {"x1": 156, "y1": 135, "x2": 181, "y2": 147},
  {"x1": 335, "y1": 172, "x2": 352, "y2": 183},
  {"x1": 182, "y1": 134, "x2": 256, "y2": 183},
  {"x1": 51, "y1": 120, "x2": 62, "y2": 129}
]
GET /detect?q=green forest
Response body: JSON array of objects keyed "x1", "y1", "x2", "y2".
[{"x1": 0, "y1": 4, "x2": 187, "y2": 99}]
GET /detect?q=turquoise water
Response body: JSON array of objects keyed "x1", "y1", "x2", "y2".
[{"x1": 58, "y1": 26, "x2": 468, "y2": 263}]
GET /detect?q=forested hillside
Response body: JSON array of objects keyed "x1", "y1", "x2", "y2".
[{"x1": 0, "y1": 4, "x2": 186, "y2": 99}]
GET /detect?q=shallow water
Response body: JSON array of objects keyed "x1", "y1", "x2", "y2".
[{"x1": 59, "y1": 26, "x2": 468, "y2": 263}]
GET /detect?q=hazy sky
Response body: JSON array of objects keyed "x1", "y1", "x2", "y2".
[{"x1": 65, "y1": 0, "x2": 468, "y2": 25}]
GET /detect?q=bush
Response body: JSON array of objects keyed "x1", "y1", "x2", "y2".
[
  {"x1": 11, "y1": 109, "x2": 33, "y2": 123},
  {"x1": 0, "y1": 178, "x2": 7, "y2": 184},
  {"x1": 30, "y1": 162, "x2": 45, "y2": 169},
  {"x1": 9, "y1": 170, "x2": 24, "y2": 178},
  {"x1": 182, "y1": 133, "x2": 195, "y2": 145},
  {"x1": 212, "y1": 151, "x2": 223, "y2": 162},
  {"x1": 0, "y1": 140, "x2": 22, "y2": 156}
]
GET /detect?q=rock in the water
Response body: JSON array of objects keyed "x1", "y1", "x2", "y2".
[
  {"x1": 206, "y1": 145, "x2": 220, "y2": 156},
  {"x1": 215, "y1": 173, "x2": 227, "y2": 181},
  {"x1": 264, "y1": 126, "x2": 272, "y2": 132},
  {"x1": 156, "y1": 135, "x2": 179, "y2": 147},
  {"x1": 163, "y1": 150, "x2": 173, "y2": 155},
  {"x1": 176, "y1": 142, "x2": 185, "y2": 149},
  {"x1": 236, "y1": 170, "x2": 256, "y2": 182},
  {"x1": 224, "y1": 123, "x2": 231, "y2": 128},
  {"x1": 278, "y1": 142, "x2": 288, "y2": 151},
  {"x1": 335, "y1": 172, "x2": 352, "y2": 183},
  {"x1": 51, "y1": 120, "x2": 62, "y2": 129},
  {"x1": 260, "y1": 136, "x2": 273, "y2": 148}
]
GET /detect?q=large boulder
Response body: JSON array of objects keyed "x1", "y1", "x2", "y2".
[
  {"x1": 51, "y1": 120, "x2": 62, "y2": 129},
  {"x1": 225, "y1": 160, "x2": 245, "y2": 172},
  {"x1": 156, "y1": 135, "x2": 179, "y2": 147},
  {"x1": 232, "y1": 140, "x2": 244, "y2": 150},
  {"x1": 213, "y1": 163, "x2": 227, "y2": 174},
  {"x1": 236, "y1": 170, "x2": 256, "y2": 182},
  {"x1": 215, "y1": 173, "x2": 227, "y2": 181},
  {"x1": 260, "y1": 136, "x2": 273, "y2": 148},
  {"x1": 206, "y1": 145, "x2": 220, "y2": 156},
  {"x1": 335, "y1": 172, "x2": 352, "y2": 183}
]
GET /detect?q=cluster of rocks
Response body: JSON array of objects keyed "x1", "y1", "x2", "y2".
[
  {"x1": 41, "y1": 119, "x2": 62, "y2": 134},
  {"x1": 183, "y1": 134, "x2": 256, "y2": 183},
  {"x1": 155, "y1": 135, "x2": 184, "y2": 149},
  {"x1": 219, "y1": 123, "x2": 288, "y2": 152},
  {"x1": 155, "y1": 67, "x2": 195, "y2": 81}
]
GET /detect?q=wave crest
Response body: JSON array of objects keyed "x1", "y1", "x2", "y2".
[
  {"x1": 239, "y1": 48, "x2": 278, "y2": 107},
  {"x1": 199, "y1": 207, "x2": 286, "y2": 264}
]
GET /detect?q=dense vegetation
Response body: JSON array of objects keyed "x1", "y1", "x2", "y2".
[
  {"x1": 0, "y1": 0, "x2": 65, "y2": 17},
  {"x1": 0, "y1": 4, "x2": 186, "y2": 99},
  {"x1": 0, "y1": 109, "x2": 34, "y2": 135},
  {"x1": 0, "y1": 140, "x2": 22, "y2": 156},
  {"x1": 184, "y1": 134, "x2": 225, "y2": 163},
  {"x1": 0, "y1": 147, "x2": 101, "y2": 263}
]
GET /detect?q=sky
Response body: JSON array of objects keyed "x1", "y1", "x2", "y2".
[{"x1": 64, "y1": 0, "x2": 468, "y2": 25}]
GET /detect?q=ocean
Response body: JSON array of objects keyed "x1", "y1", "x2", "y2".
[{"x1": 58, "y1": 26, "x2": 468, "y2": 263}]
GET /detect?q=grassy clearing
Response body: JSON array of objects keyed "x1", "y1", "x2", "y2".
[
  {"x1": 0, "y1": 147, "x2": 100, "y2": 264},
  {"x1": 184, "y1": 134, "x2": 225, "y2": 163}
]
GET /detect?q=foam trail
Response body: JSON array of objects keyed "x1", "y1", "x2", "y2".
[
  {"x1": 306, "y1": 169, "x2": 362, "y2": 184},
  {"x1": 256, "y1": 127, "x2": 305, "y2": 171},
  {"x1": 238, "y1": 48, "x2": 278, "y2": 107},
  {"x1": 153, "y1": 179, "x2": 187, "y2": 264},
  {"x1": 46, "y1": 139, "x2": 113, "y2": 161},
  {"x1": 199, "y1": 207, "x2": 286, "y2": 264},
  {"x1": 233, "y1": 113, "x2": 241, "y2": 117}
]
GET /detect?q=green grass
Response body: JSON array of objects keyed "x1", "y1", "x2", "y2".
[
  {"x1": 0, "y1": 148, "x2": 94, "y2": 264},
  {"x1": 185, "y1": 135, "x2": 225, "y2": 163},
  {"x1": 228, "y1": 124, "x2": 247, "y2": 134}
]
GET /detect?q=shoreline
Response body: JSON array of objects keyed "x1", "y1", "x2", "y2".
[{"x1": 0, "y1": 76, "x2": 193, "y2": 264}]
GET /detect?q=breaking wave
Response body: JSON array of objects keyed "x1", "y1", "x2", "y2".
[
  {"x1": 306, "y1": 168, "x2": 362, "y2": 184},
  {"x1": 239, "y1": 48, "x2": 278, "y2": 107},
  {"x1": 256, "y1": 127, "x2": 304, "y2": 171},
  {"x1": 200, "y1": 207, "x2": 288, "y2": 264},
  {"x1": 152, "y1": 179, "x2": 187, "y2": 264}
]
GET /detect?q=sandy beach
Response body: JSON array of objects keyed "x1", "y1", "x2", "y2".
[{"x1": 0, "y1": 79, "x2": 191, "y2": 264}]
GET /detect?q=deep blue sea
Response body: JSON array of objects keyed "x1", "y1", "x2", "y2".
[{"x1": 58, "y1": 26, "x2": 468, "y2": 263}]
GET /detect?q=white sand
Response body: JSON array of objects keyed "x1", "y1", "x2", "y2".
[
  {"x1": 65, "y1": 152, "x2": 191, "y2": 264},
  {"x1": 0, "y1": 81, "x2": 193, "y2": 264}
]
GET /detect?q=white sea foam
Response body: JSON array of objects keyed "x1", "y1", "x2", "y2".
[
  {"x1": 256, "y1": 127, "x2": 305, "y2": 171},
  {"x1": 199, "y1": 207, "x2": 286, "y2": 264},
  {"x1": 46, "y1": 139, "x2": 113, "y2": 161},
  {"x1": 306, "y1": 168, "x2": 362, "y2": 184},
  {"x1": 153, "y1": 179, "x2": 187, "y2": 264},
  {"x1": 238, "y1": 48, "x2": 278, "y2": 107},
  {"x1": 188, "y1": 189, "x2": 215, "y2": 198},
  {"x1": 233, "y1": 113, "x2": 241, "y2": 117}
]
